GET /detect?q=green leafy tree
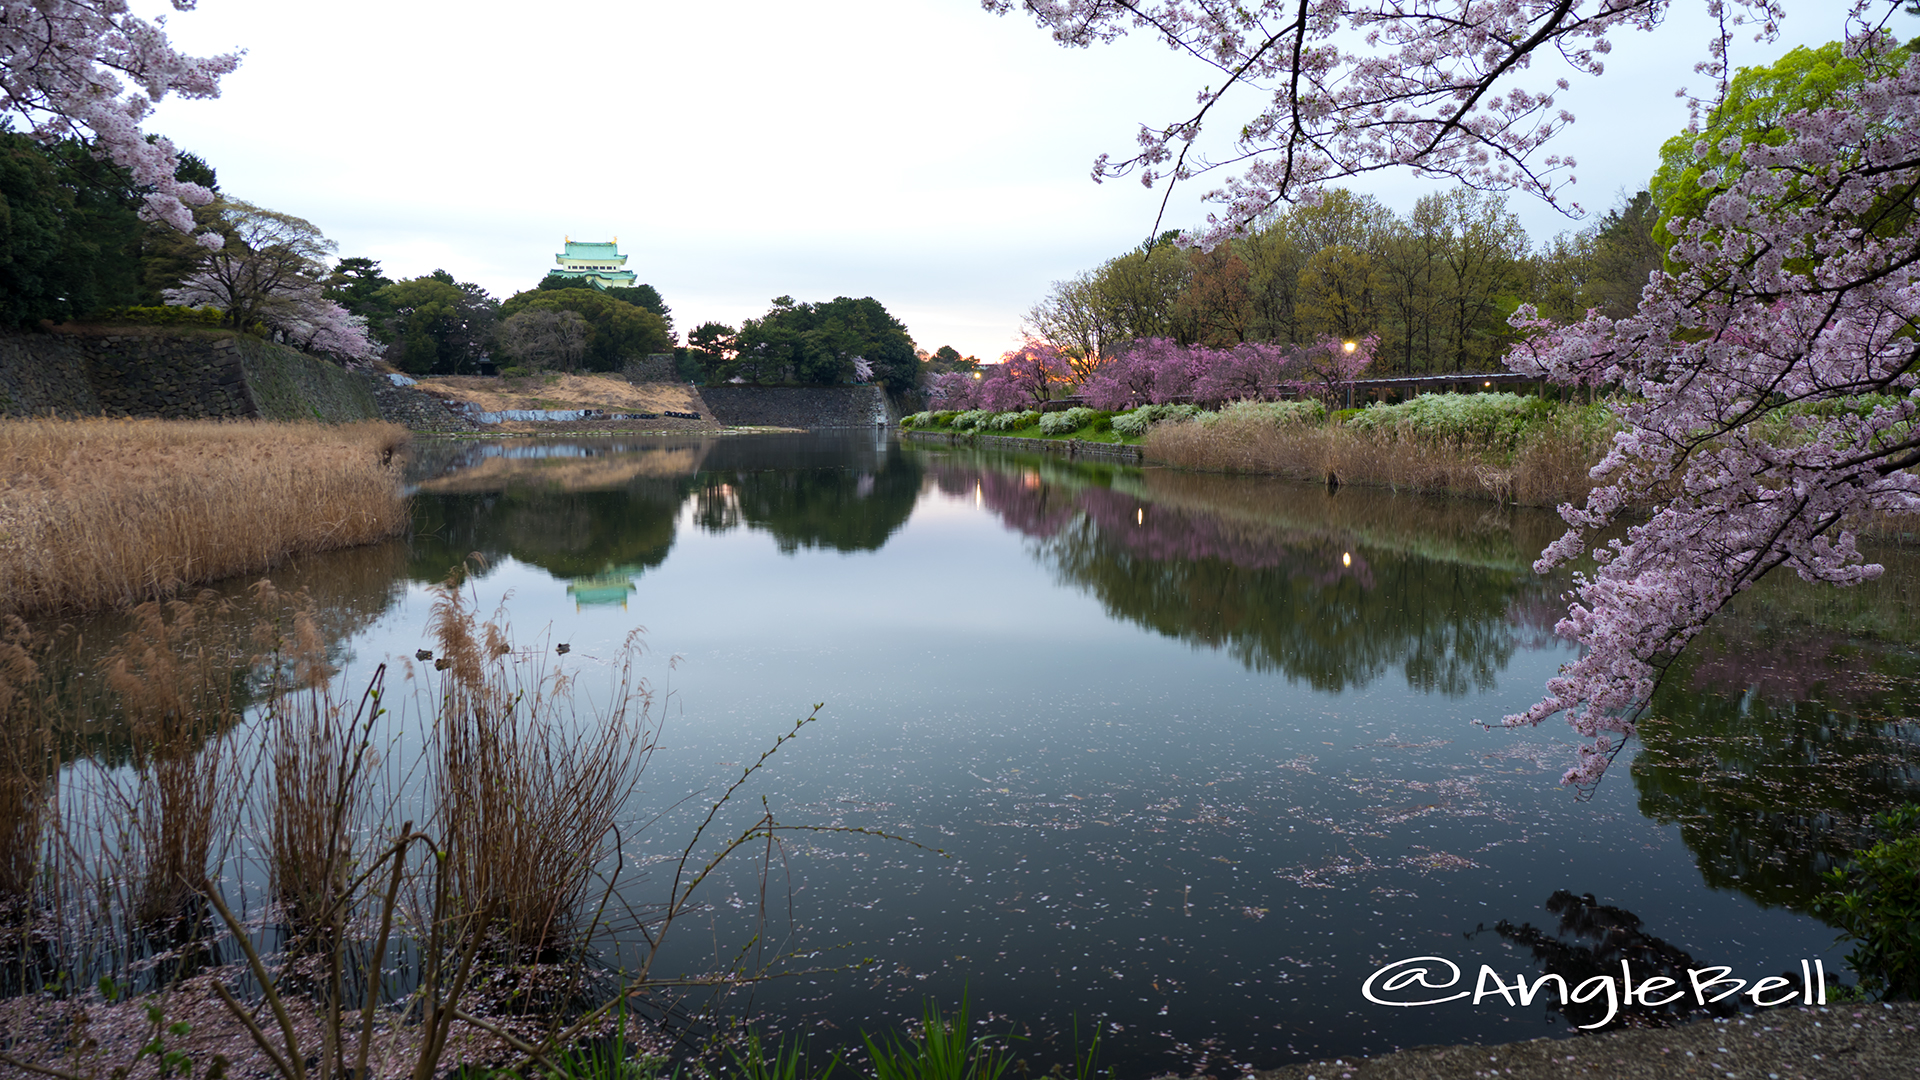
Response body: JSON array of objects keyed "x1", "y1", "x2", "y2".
[
  {"x1": 1296, "y1": 244, "x2": 1379, "y2": 342},
  {"x1": 1650, "y1": 41, "x2": 1912, "y2": 261},
  {"x1": 686, "y1": 320, "x2": 737, "y2": 381},
  {"x1": 323, "y1": 256, "x2": 394, "y2": 331},
  {"x1": 531, "y1": 275, "x2": 674, "y2": 337},
  {"x1": 728, "y1": 295, "x2": 918, "y2": 391},
  {"x1": 0, "y1": 132, "x2": 147, "y2": 325},
  {"x1": 604, "y1": 284, "x2": 673, "y2": 334},
  {"x1": 380, "y1": 272, "x2": 500, "y2": 375},
  {"x1": 1582, "y1": 191, "x2": 1664, "y2": 319},
  {"x1": 498, "y1": 287, "x2": 671, "y2": 373},
  {"x1": 921, "y1": 345, "x2": 980, "y2": 377},
  {"x1": 0, "y1": 132, "x2": 218, "y2": 324}
]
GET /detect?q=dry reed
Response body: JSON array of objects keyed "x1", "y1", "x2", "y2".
[
  {"x1": 0, "y1": 617, "x2": 52, "y2": 913},
  {"x1": 250, "y1": 583, "x2": 388, "y2": 935},
  {"x1": 424, "y1": 574, "x2": 656, "y2": 952},
  {"x1": 1144, "y1": 411, "x2": 1613, "y2": 508},
  {"x1": 103, "y1": 597, "x2": 247, "y2": 933},
  {"x1": 0, "y1": 417, "x2": 410, "y2": 617},
  {"x1": 0, "y1": 568, "x2": 850, "y2": 1080}
]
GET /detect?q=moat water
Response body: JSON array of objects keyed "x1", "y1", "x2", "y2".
[{"x1": 42, "y1": 432, "x2": 1920, "y2": 1073}]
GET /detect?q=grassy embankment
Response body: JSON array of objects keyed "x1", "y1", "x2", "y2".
[
  {"x1": 0, "y1": 418, "x2": 411, "y2": 617},
  {"x1": 904, "y1": 394, "x2": 1616, "y2": 508}
]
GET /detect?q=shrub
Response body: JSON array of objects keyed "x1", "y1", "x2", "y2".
[
  {"x1": 1112, "y1": 403, "x2": 1207, "y2": 437},
  {"x1": 902, "y1": 411, "x2": 936, "y2": 428},
  {"x1": 1199, "y1": 400, "x2": 1326, "y2": 429},
  {"x1": 1816, "y1": 804, "x2": 1920, "y2": 1001},
  {"x1": 984, "y1": 409, "x2": 1040, "y2": 431},
  {"x1": 1343, "y1": 392, "x2": 1553, "y2": 450},
  {"x1": 1110, "y1": 410, "x2": 1152, "y2": 438},
  {"x1": 96, "y1": 305, "x2": 227, "y2": 327},
  {"x1": 930, "y1": 410, "x2": 960, "y2": 427},
  {"x1": 1038, "y1": 407, "x2": 1096, "y2": 436},
  {"x1": 952, "y1": 409, "x2": 994, "y2": 431}
]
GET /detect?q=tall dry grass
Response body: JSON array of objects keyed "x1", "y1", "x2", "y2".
[
  {"x1": 0, "y1": 617, "x2": 53, "y2": 916},
  {"x1": 424, "y1": 576, "x2": 656, "y2": 952},
  {"x1": 0, "y1": 566, "x2": 869, "y2": 1080},
  {"x1": 1144, "y1": 408, "x2": 1614, "y2": 508},
  {"x1": 0, "y1": 418, "x2": 410, "y2": 617}
]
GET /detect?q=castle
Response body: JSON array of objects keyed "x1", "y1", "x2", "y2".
[{"x1": 550, "y1": 237, "x2": 637, "y2": 289}]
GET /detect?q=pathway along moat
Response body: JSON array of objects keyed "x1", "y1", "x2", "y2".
[{"x1": 32, "y1": 432, "x2": 1920, "y2": 1074}]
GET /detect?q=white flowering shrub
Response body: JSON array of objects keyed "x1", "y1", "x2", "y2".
[
  {"x1": 1110, "y1": 410, "x2": 1153, "y2": 438},
  {"x1": 1343, "y1": 393, "x2": 1551, "y2": 450},
  {"x1": 902, "y1": 411, "x2": 936, "y2": 428},
  {"x1": 1198, "y1": 400, "x2": 1325, "y2": 429},
  {"x1": 1038, "y1": 407, "x2": 1097, "y2": 436},
  {"x1": 985, "y1": 410, "x2": 1042, "y2": 431},
  {"x1": 1112, "y1": 403, "x2": 1207, "y2": 436},
  {"x1": 952, "y1": 409, "x2": 994, "y2": 431}
]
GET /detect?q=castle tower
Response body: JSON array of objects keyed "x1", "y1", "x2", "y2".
[{"x1": 550, "y1": 237, "x2": 638, "y2": 288}]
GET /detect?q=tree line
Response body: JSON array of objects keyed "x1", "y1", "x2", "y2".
[
  {"x1": 1026, "y1": 185, "x2": 1663, "y2": 378},
  {"x1": 1, "y1": 129, "x2": 936, "y2": 389}
]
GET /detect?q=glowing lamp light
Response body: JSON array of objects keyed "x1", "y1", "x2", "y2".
[
  {"x1": 1137, "y1": 508, "x2": 1144, "y2": 525},
  {"x1": 1342, "y1": 552, "x2": 1352, "y2": 567},
  {"x1": 1342, "y1": 341, "x2": 1357, "y2": 354},
  {"x1": 1484, "y1": 380, "x2": 1492, "y2": 388}
]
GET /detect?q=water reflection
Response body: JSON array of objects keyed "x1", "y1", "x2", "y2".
[
  {"x1": 20, "y1": 433, "x2": 1920, "y2": 1073},
  {"x1": 1481, "y1": 890, "x2": 1749, "y2": 1030},
  {"x1": 928, "y1": 456, "x2": 1561, "y2": 695},
  {"x1": 406, "y1": 435, "x2": 923, "y2": 590},
  {"x1": 1634, "y1": 621, "x2": 1920, "y2": 913},
  {"x1": 695, "y1": 451, "x2": 921, "y2": 554}
]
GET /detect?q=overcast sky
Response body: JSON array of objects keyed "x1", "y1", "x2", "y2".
[{"x1": 141, "y1": 0, "x2": 1872, "y2": 361}]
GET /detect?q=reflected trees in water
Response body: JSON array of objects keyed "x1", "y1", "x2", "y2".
[
  {"x1": 1633, "y1": 624, "x2": 1920, "y2": 914},
  {"x1": 929, "y1": 457, "x2": 1558, "y2": 696}
]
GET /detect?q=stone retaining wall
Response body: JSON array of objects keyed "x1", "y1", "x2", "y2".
[
  {"x1": 0, "y1": 329, "x2": 379, "y2": 422},
  {"x1": 699, "y1": 385, "x2": 894, "y2": 428},
  {"x1": 357, "y1": 374, "x2": 482, "y2": 434}
]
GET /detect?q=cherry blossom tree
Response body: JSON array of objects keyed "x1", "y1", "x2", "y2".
[
  {"x1": 3, "y1": 1, "x2": 239, "y2": 236},
  {"x1": 980, "y1": 341, "x2": 1073, "y2": 410},
  {"x1": 1288, "y1": 334, "x2": 1377, "y2": 408},
  {"x1": 928, "y1": 370, "x2": 984, "y2": 409},
  {"x1": 163, "y1": 198, "x2": 377, "y2": 363},
  {"x1": 992, "y1": 1, "x2": 1920, "y2": 785},
  {"x1": 1082, "y1": 338, "x2": 1292, "y2": 406},
  {"x1": 1194, "y1": 341, "x2": 1291, "y2": 404},
  {"x1": 985, "y1": 0, "x2": 1796, "y2": 242},
  {"x1": 1502, "y1": 27, "x2": 1920, "y2": 785},
  {"x1": 164, "y1": 199, "x2": 336, "y2": 330},
  {"x1": 275, "y1": 289, "x2": 379, "y2": 364}
]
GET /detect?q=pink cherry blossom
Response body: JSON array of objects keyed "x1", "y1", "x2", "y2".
[
  {"x1": 2, "y1": 1, "x2": 240, "y2": 231},
  {"x1": 996, "y1": 1, "x2": 1918, "y2": 786},
  {"x1": 1502, "y1": 30, "x2": 1920, "y2": 786}
]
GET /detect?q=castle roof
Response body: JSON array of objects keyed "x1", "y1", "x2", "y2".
[{"x1": 561, "y1": 241, "x2": 623, "y2": 262}]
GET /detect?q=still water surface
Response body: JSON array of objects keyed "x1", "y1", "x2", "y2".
[{"x1": 114, "y1": 433, "x2": 1920, "y2": 1071}]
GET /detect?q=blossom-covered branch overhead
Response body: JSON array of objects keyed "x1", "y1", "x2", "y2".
[
  {"x1": 985, "y1": 0, "x2": 1808, "y2": 243},
  {"x1": 1, "y1": 1, "x2": 240, "y2": 232},
  {"x1": 997, "y1": 0, "x2": 1920, "y2": 786}
]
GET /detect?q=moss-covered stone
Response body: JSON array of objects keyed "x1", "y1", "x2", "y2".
[{"x1": 0, "y1": 328, "x2": 378, "y2": 422}]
